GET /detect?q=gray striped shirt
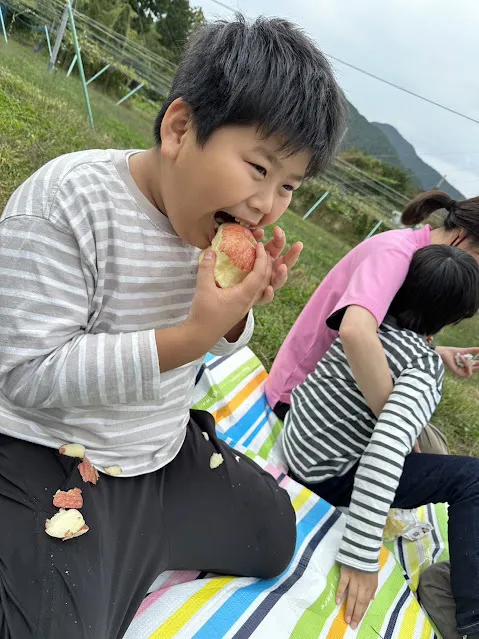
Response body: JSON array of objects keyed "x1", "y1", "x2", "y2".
[
  {"x1": 0, "y1": 149, "x2": 253, "y2": 476},
  {"x1": 283, "y1": 319, "x2": 444, "y2": 572}
]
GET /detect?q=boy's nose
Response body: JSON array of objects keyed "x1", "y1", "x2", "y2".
[{"x1": 247, "y1": 189, "x2": 275, "y2": 217}]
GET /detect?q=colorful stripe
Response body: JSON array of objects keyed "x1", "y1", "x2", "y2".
[
  {"x1": 191, "y1": 495, "x2": 335, "y2": 639},
  {"x1": 128, "y1": 347, "x2": 449, "y2": 639},
  {"x1": 232, "y1": 510, "x2": 341, "y2": 639},
  {"x1": 148, "y1": 577, "x2": 237, "y2": 639}
]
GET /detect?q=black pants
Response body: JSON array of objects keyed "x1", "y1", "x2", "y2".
[
  {"x1": 291, "y1": 453, "x2": 479, "y2": 636},
  {"x1": 273, "y1": 401, "x2": 289, "y2": 421},
  {"x1": 0, "y1": 411, "x2": 296, "y2": 639}
]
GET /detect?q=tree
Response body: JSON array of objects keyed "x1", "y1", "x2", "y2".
[
  {"x1": 341, "y1": 148, "x2": 419, "y2": 198},
  {"x1": 155, "y1": 0, "x2": 205, "y2": 61}
]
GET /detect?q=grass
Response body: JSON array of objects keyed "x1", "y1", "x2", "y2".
[{"x1": 1, "y1": 38, "x2": 478, "y2": 455}]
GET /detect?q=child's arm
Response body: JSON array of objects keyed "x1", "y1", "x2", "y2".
[
  {"x1": 327, "y1": 246, "x2": 413, "y2": 418},
  {"x1": 336, "y1": 355, "x2": 444, "y2": 626},
  {"x1": 0, "y1": 218, "x2": 269, "y2": 407},
  {"x1": 339, "y1": 306, "x2": 393, "y2": 418}
]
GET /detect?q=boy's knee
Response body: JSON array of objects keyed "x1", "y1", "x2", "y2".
[{"x1": 253, "y1": 478, "x2": 296, "y2": 578}]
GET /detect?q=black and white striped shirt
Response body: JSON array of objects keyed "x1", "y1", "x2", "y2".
[{"x1": 283, "y1": 318, "x2": 444, "y2": 572}]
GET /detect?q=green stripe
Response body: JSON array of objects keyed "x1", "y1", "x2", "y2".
[
  {"x1": 290, "y1": 563, "x2": 340, "y2": 639},
  {"x1": 357, "y1": 559, "x2": 406, "y2": 639},
  {"x1": 434, "y1": 503, "x2": 450, "y2": 563},
  {"x1": 193, "y1": 357, "x2": 261, "y2": 412},
  {"x1": 257, "y1": 416, "x2": 283, "y2": 461}
]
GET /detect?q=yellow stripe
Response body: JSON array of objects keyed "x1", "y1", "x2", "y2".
[
  {"x1": 327, "y1": 600, "x2": 349, "y2": 638},
  {"x1": 327, "y1": 547, "x2": 391, "y2": 638},
  {"x1": 212, "y1": 370, "x2": 267, "y2": 423},
  {"x1": 399, "y1": 596, "x2": 421, "y2": 638},
  {"x1": 292, "y1": 486, "x2": 312, "y2": 513},
  {"x1": 420, "y1": 613, "x2": 435, "y2": 639},
  {"x1": 148, "y1": 577, "x2": 236, "y2": 639}
]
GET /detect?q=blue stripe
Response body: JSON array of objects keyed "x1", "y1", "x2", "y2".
[
  {"x1": 232, "y1": 509, "x2": 341, "y2": 638},
  {"x1": 397, "y1": 537, "x2": 407, "y2": 576},
  {"x1": 384, "y1": 587, "x2": 410, "y2": 639},
  {"x1": 191, "y1": 497, "x2": 337, "y2": 639},
  {"x1": 242, "y1": 412, "x2": 270, "y2": 448},
  {"x1": 195, "y1": 364, "x2": 206, "y2": 386},
  {"x1": 222, "y1": 395, "x2": 270, "y2": 445},
  {"x1": 205, "y1": 354, "x2": 228, "y2": 370}
]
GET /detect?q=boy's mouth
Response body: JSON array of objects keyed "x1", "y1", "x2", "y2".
[{"x1": 213, "y1": 211, "x2": 257, "y2": 231}]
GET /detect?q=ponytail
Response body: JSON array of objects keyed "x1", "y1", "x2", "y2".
[{"x1": 401, "y1": 190, "x2": 479, "y2": 245}]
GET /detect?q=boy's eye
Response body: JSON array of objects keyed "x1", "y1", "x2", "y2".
[
  {"x1": 283, "y1": 184, "x2": 294, "y2": 192},
  {"x1": 250, "y1": 163, "x2": 267, "y2": 177}
]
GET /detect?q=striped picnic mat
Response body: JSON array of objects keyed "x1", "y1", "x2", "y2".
[{"x1": 125, "y1": 348, "x2": 449, "y2": 639}]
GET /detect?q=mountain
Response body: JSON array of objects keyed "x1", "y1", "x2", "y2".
[
  {"x1": 373, "y1": 122, "x2": 464, "y2": 199},
  {"x1": 340, "y1": 101, "x2": 464, "y2": 199}
]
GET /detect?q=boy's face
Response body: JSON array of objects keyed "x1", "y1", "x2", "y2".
[{"x1": 159, "y1": 99, "x2": 310, "y2": 249}]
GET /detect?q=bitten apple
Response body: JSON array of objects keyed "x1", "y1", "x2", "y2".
[{"x1": 200, "y1": 223, "x2": 257, "y2": 288}]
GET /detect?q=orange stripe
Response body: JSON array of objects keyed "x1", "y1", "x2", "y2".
[
  {"x1": 327, "y1": 547, "x2": 390, "y2": 638},
  {"x1": 212, "y1": 370, "x2": 267, "y2": 423}
]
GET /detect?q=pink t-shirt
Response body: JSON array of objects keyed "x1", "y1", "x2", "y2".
[{"x1": 265, "y1": 225, "x2": 432, "y2": 407}]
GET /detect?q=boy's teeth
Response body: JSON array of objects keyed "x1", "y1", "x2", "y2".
[{"x1": 235, "y1": 218, "x2": 250, "y2": 228}]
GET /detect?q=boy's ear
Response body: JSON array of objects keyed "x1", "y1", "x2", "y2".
[{"x1": 160, "y1": 98, "x2": 193, "y2": 161}]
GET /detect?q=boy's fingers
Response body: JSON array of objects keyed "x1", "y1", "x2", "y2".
[
  {"x1": 241, "y1": 243, "x2": 268, "y2": 296},
  {"x1": 264, "y1": 227, "x2": 286, "y2": 259},
  {"x1": 252, "y1": 227, "x2": 265, "y2": 242},
  {"x1": 257, "y1": 285, "x2": 274, "y2": 306},
  {"x1": 272, "y1": 263, "x2": 288, "y2": 291},
  {"x1": 197, "y1": 250, "x2": 217, "y2": 289},
  {"x1": 283, "y1": 242, "x2": 303, "y2": 270}
]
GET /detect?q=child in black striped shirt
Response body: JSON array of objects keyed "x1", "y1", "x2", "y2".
[{"x1": 283, "y1": 245, "x2": 479, "y2": 637}]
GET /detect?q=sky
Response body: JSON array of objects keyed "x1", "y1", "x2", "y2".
[{"x1": 195, "y1": 0, "x2": 479, "y2": 197}]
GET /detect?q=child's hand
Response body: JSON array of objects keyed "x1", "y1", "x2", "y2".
[
  {"x1": 187, "y1": 243, "x2": 272, "y2": 348},
  {"x1": 436, "y1": 346, "x2": 479, "y2": 378},
  {"x1": 251, "y1": 226, "x2": 303, "y2": 305},
  {"x1": 336, "y1": 565, "x2": 378, "y2": 630}
]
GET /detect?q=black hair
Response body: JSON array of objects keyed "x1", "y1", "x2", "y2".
[
  {"x1": 154, "y1": 15, "x2": 347, "y2": 177},
  {"x1": 388, "y1": 245, "x2": 479, "y2": 336},
  {"x1": 401, "y1": 190, "x2": 479, "y2": 246}
]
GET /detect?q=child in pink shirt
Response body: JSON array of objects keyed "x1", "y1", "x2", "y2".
[{"x1": 266, "y1": 190, "x2": 479, "y2": 424}]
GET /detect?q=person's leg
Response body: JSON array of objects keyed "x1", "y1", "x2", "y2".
[
  {"x1": 418, "y1": 562, "x2": 462, "y2": 639},
  {"x1": 418, "y1": 423, "x2": 450, "y2": 455},
  {"x1": 161, "y1": 410, "x2": 296, "y2": 578},
  {"x1": 0, "y1": 434, "x2": 168, "y2": 639},
  {"x1": 390, "y1": 453, "x2": 479, "y2": 637},
  {"x1": 292, "y1": 453, "x2": 479, "y2": 636}
]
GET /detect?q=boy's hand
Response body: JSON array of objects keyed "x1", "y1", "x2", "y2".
[
  {"x1": 436, "y1": 346, "x2": 479, "y2": 378},
  {"x1": 187, "y1": 243, "x2": 272, "y2": 349},
  {"x1": 336, "y1": 565, "x2": 378, "y2": 630},
  {"x1": 252, "y1": 226, "x2": 303, "y2": 305}
]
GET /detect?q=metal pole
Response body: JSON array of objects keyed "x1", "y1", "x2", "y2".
[
  {"x1": 364, "y1": 219, "x2": 383, "y2": 241},
  {"x1": 86, "y1": 62, "x2": 111, "y2": 85},
  {"x1": 116, "y1": 82, "x2": 144, "y2": 105},
  {"x1": 44, "y1": 26, "x2": 52, "y2": 56},
  {"x1": 0, "y1": 6, "x2": 8, "y2": 43},
  {"x1": 49, "y1": 3, "x2": 69, "y2": 71},
  {"x1": 66, "y1": 53, "x2": 77, "y2": 77},
  {"x1": 302, "y1": 191, "x2": 329, "y2": 220},
  {"x1": 66, "y1": 0, "x2": 94, "y2": 129}
]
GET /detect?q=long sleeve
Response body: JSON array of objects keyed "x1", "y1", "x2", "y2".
[
  {"x1": 337, "y1": 359, "x2": 444, "y2": 572},
  {"x1": 0, "y1": 216, "x2": 161, "y2": 409},
  {"x1": 209, "y1": 311, "x2": 254, "y2": 356}
]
